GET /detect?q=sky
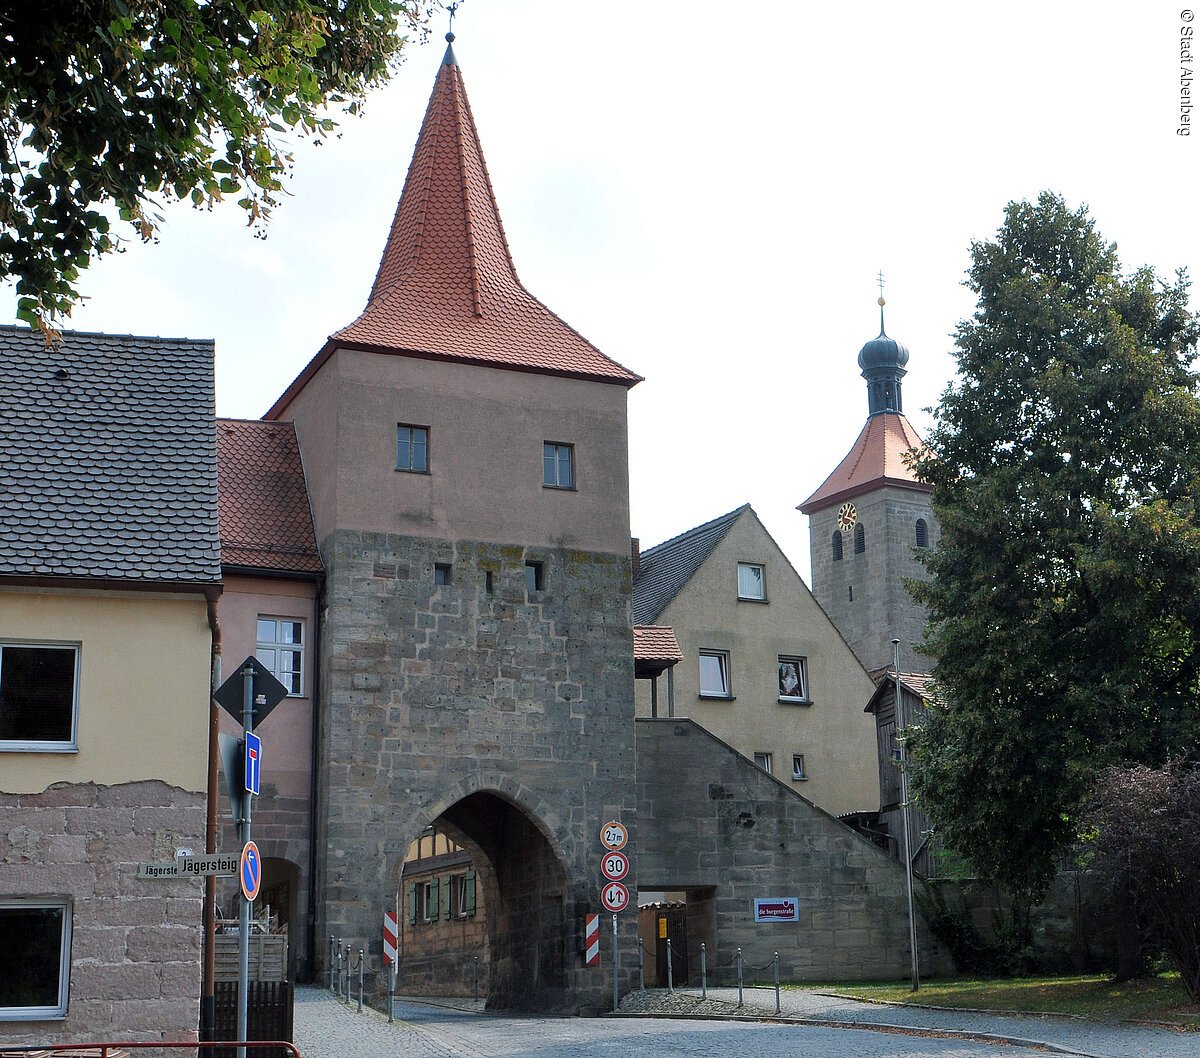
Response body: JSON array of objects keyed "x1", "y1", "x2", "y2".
[{"x1": 4, "y1": 1, "x2": 1196, "y2": 579}]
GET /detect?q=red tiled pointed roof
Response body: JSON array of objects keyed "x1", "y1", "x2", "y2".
[
  {"x1": 798, "y1": 412, "x2": 930, "y2": 514},
  {"x1": 216, "y1": 419, "x2": 322, "y2": 574},
  {"x1": 633, "y1": 625, "x2": 684, "y2": 664},
  {"x1": 266, "y1": 45, "x2": 639, "y2": 419}
]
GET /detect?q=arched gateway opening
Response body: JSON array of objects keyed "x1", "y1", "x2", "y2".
[{"x1": 396, "y1": 790, "x2": 571, "y2": 1010}]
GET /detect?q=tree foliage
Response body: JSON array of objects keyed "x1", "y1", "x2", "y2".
[
  {"x1": 909, "y1": 192, "x2": 1200, "y2": 912},
  {"x1": 0, "y1": 0, "x2": 432, "y2": 330},
  {"x1": 1085, "y1": 762, "x2": 1200, "y2": 998}
]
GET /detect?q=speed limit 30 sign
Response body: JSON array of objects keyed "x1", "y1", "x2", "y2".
[{"x1": 600, "y1": 850, "x2": 629, "y2": 882}]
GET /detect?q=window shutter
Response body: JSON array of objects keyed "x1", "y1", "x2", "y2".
[
  {"x1": 442, "y1": 875, "x2": 452, "y2": 920},
  {"x1": 427, "y1": 878, "x2": 439, "y2": 919},
  {"x1": 407, "y1": 883, "x2": 417, "y2": 924},
  {"x1": 463, "y1": 871, "x2": 476, "y2": 915}
]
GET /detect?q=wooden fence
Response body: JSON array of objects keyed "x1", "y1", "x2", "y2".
[
  {"x1": 214, "y1": 934, "x2": 288, "y2": 982},
  {"x1": 212, "y1": 981, "x2": 293, "y2": 1058}
]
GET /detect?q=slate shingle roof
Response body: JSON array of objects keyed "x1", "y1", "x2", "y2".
[
  {"x1": 632, "y1": 505, "x2": 749, "y2": 625},
  {"x1": 216, "y1": 419, "x2": 322, "y2": 574},
  {"x1": 0, "y1": 326, "x2": 221, "y2": 584},
  {"x1": 266, "y1": 44, "x2": 639, "y2": 420},
  {"x1": 798, "y1": 412, "x2": 929, "y2": 515}
]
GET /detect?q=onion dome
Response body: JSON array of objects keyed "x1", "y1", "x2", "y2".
[{"x1": 859, "y1": 297, "x2": 908, "y2": 415}]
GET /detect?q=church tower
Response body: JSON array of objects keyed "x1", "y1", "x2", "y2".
[{"x1": 798, "y1": 297, "x2": 935, "y2": 675}]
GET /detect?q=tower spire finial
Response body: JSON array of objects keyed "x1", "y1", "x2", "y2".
[
  {"x1": 876, "y1": 270, "x2": 887, "y2": 335},
  {"x1": 446, "y1": 1, "x2": 460, "y2": 42}
]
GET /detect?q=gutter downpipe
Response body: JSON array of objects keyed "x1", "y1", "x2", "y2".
[
  {"x1": 305, "y1": 574, "x2": 324, "y2": 982},
  {"x1": 203, "y1": 588, "x2": 223, "y2": 1051}
]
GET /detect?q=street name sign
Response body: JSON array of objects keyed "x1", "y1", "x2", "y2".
[
  {"x1": 177, "y1": 854, "x2": 239, "y2": 877},
  {"x1": 752, "y1": 896, "x2": 800, "y2": 923}
]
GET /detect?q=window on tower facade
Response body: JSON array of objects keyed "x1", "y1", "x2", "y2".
[
  {"x1": 396, "y1": 424, "x2": 430, "y2": 473},
  {"x1": 543, "y1": 442, "x2": 574, "y2": 489},
  {"x1": 831, "y1": 532, "x2": 843, "y2": 562},
  {"x1": 854, "y1": 523, "x2": 866, "y2": 554},
  {"x1": 915, "y1": 518, "x2": 929, "y2": 548}
]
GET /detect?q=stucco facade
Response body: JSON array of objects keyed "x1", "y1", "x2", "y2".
[
  {"x1": 0, "y1": 586, "x2": 212, "y2": 1043},
  {"x1": 634, "y1": 510, "x2": 879, "y2": 817}
]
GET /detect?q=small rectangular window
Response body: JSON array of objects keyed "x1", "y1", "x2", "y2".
[
  {"x1": 397, "y1": 424, "x2": 430, "y2": 473},
  {"x1": 0, "y1": 898, "x2": 72, "y2": 1019},
  {"x1": 777, "y1": 656, "x2": 809, "y2": 703},
  {"x1": 422, "y1": 880, "x2": 439, "y2": 922},
  {"x1": 0, "y1": 643, "x2": 79, "y2": 750},
  {"x1": 542, "y1": 442, "x2": 575, "y2": 489},
  {"x1": 737, "y1": 562, "x2": 765, "y2": 600},
  {"x1": 525, "y1": 561, "x2": 544, "y2": 592},
  {"x1": 792, "y1": 754, "x2": 807, "y2": 781},
  {"x1": 699, "y1": 650, "x2": 731, "y2": 698},
  {"x1": 256, "y1": 618, "x2": 304, "y2": 697},
  {"x1": 485, "y1": 570, "x2": 495, "y2": 594},
  {"x1": 753, "y1": 752, "x2": 773, "y2": 774},
  {"x1": 434, "y1": 563, "x2": 452, "y2": 586}
]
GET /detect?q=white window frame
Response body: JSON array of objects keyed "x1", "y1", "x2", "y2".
[
  {"x1": 777, "y1": 656, "x2": 809, "y2": 704},
  {"x1": 753, "y1": 752, "x2": 773, "y2": 774},
  {"x1": 256, "y1": 618, "x2": 305, "y2": 697},
  {"x1": 542, "y1": 442, "x2": 575, "y2": 489},
  {"x1": 698, "y1": 650, "x2": 731, "y2": 698},
  {"x1": 421, "y1": 880, "x2": 438, "y2": 923},
  {"x1": 0, "y1": 897, "x2": 72, "y2": 1020},
  {"x1": 0, "y1": 641, "x2": 80, "y2": 752},
  {"x1": 792, "y1": 754, "x2": 807, "y2": 781},
  {"x1": 737, "y1": 562, "x2": 766, "y2": 601}
]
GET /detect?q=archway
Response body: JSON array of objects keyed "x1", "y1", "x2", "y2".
[{"x1": 397, "y1": 790, "x2": 572, "y2": 1010}]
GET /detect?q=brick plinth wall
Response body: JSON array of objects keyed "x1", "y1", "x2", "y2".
[
  {"x1": 313, "y1": 530, "x2": 639, "y2": 1013},
  {"x1": 0, "y1": 780, "x2": 205, "y2": 1044}
]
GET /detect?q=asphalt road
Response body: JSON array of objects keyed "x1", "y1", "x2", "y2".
[{"x1": 294, "y1": 986, "x2": 1065, "y2": 1058}]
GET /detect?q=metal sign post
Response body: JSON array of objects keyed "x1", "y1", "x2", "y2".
[
  {"x1": 611, "y1": 914, "x2": 619, "y2": 1013},
  {"x1": 237, "y1": 662, "x2": 253, "y2": 1058}
]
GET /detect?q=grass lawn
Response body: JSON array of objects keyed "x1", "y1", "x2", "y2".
[{"x1": 793, "y1": 974, "x2": 1200, "y2": 1027}]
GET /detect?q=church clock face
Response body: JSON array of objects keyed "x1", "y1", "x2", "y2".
[{"x1": 837, "y1": 502, "x2": 858, "y2": 532}]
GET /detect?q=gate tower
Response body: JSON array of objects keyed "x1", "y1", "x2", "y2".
[{"x1": 265, "y1": 37, "x2": 642, "y2": 1011}]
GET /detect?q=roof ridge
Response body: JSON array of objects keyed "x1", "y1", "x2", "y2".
[{"x1": 640, "y1": 503, "x2": 751, "y2": 559}]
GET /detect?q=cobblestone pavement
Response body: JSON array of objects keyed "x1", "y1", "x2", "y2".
[
  {"x1": 294, "y1": 986, "x2": 1059, "y2": 1058},
  {"x1": 686, "y1": 985, "x2": 1200, "y2": 1058}
]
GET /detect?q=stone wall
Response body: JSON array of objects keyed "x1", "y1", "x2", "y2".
[
  {"x1": 0, "y1": 780, "x2": 205, "y2": 1043},
  {"x1": 314, "y1": 529, "x2": 639, "y2": 1012},
  {"x1": 636, "y1": 718, "x2": 951, "y2": 982}
]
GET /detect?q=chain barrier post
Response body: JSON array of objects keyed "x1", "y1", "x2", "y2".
[
  {"x1": 736, "y1": 947, "x2": 743, "y2": 1008},
  {"x1": 773, "y1": 951, "x2": 780, "y2": 1014},
  {"x1": 611, "y1": 914, "x2": 619, "y2": 1013},
  {"x1": 388, "y1": 960, "x2": 394, "y2": 1023},
  {"x1": 637, "y1": 941, "x2": 644, "y2": 991},
  {"x1": 357, "y1": 949, "x2": 364, "y2": 1012},
  {"x1": 335, "y1": 940, "x2": 342, "y2": 995},
  {"x1": 344, "y1": 944, "x2": 351, "y2": 1002},
  {"x1": 473, "y1": 955, "x2": 479, "y2": 1004},
  {"x1": 700, "y1": 942, "x2": 707, "y2": 1000},
  {"x1": 666, "y1": 933, "x2": 674, "y2": 993},
  {"x1": 328, "y1": 935, "x2": 335, "y2": 992}
]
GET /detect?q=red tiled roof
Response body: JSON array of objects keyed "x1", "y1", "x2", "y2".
[
  {"x1": 216, "y1": 419, "x2": 322, "y2": 574},
  {"x1": 633, "y1": 625, "x2": 684, "y2": 664},
  {"x1": 798, "y1": 413, "x2": 930, "y2": 514},
  {"x1": 265, "y1": 45, "x2": 639, "y2": 419}
]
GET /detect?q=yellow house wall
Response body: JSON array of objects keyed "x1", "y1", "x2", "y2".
[
  {"x1": 634, "y1": 512, "x2": 879, "y2": 817},
  {"x1": 0, "y1": 587, "x2": 212, "y2": 793}
]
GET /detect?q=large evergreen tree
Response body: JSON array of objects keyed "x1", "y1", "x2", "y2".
[{"x1": 910, "y1": 192, "x2": 1200, "y2": 913}]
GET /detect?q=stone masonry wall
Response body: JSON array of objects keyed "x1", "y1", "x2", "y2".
[
  {"x1": 0, "y1": 781, "x2": 205, "y2": 1043},
  {"x1": 636, "y1": 718, "x2": 951, "y2": 981},
  {"x1": 314, "y1": 529, "x2": 638, "y2": 1012}
]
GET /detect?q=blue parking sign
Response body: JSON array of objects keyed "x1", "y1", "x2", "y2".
[{"x1": 244, "y1": 731, "x2": 261, "y2": 796}]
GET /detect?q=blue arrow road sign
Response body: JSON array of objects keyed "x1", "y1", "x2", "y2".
[
  {"x1": 240, "y1": 840, "x2": 262, "y2": 902},
  {"x1": 244, "y1": 731, "x2": 261, "y2": 796}
]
